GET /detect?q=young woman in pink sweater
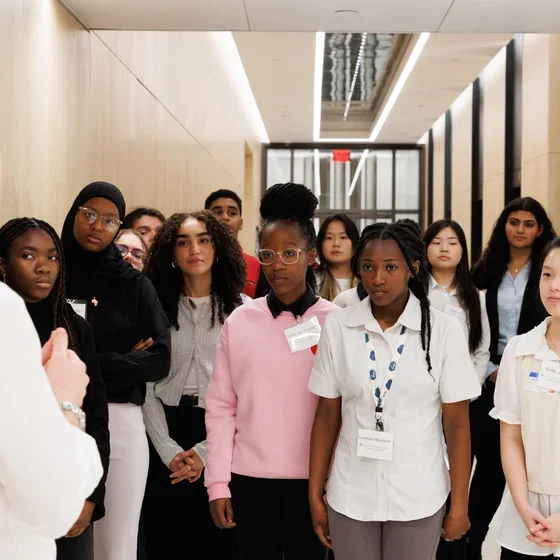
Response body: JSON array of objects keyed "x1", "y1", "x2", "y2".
[{"x1": 205, "y1": 183, "x2": 338, "y2": 560}]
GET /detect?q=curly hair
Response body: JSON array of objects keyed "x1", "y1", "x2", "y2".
[
  {"x1": 0, "y1": 217, "x2": 77, "y2": 351},
  {"x1": 354, "y1": 219, "x2": 432, "y2": 371},
  {"x1": 145, "y1": 211, "x2": 246, "y2": 329},
  {"x1": 471, "y1": 197, "x2": 556, "y2": 289}
]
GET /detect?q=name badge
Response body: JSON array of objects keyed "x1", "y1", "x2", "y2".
[
  {"x1": 526, "y1": 370, "x2": 556, "y2": 395},
  {"x1": 536, "y1": 360, "x2": 560, "y2": 392},
  {"x1": 67, "y1": 299, "x2": 87, "y2": 320},
  {"x1": 357, "y1": 429, "x2": 394, "y2": 461},
  {"x1": 284, "y1": 317, "x2": 321, "y2": 353}
]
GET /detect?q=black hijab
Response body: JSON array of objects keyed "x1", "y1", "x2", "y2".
[{"x1": 62, "y1": 181, "x2": 140, "y2": 300}]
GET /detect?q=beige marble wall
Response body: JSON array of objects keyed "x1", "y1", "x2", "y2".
[
  {"x1": 0, "y1": 0, "x2": 263, "y2": 251},
  {"x1": 521, "y1": 34, "x2": 560, "y2": 231}
]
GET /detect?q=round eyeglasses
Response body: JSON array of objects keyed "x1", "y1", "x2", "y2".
[
  {"x1": 77, "y1": 206, "x2": 122, "y2": 233},
  {"x1": 116, "y1": 244, "x2": 145, "y2": 264},
  {"x1": 257, "y1": 248, "x2": 309, "y2": 266}
]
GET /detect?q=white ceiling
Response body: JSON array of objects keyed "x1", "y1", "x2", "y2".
[
  {"x1": 233, "y1": 33, "x2": 315, "y2": 143},
  {"x1": 60, "y1": 0, "x2": 560, "y2": 32}
]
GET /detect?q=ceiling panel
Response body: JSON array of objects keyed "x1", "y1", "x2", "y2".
[
  {"x1": 439, "y1": 0, "x2": 560, "y2": 33},
  {"x1": 375, "y1": 34, "x2": 513, "y2": 142},
  {"x1": 233, "y1": 32, "x2": 315, "y2": 142},
  {"x1": 60, "y1": 0, "x2": 250, "y2": 30},
  {"x1": 244, "y1": 0, "x2": 454, "y2": 32}
]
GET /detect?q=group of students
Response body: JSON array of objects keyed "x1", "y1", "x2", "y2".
[{"x1": 1, "y1": 179, "x2": 560, "y2": 560}]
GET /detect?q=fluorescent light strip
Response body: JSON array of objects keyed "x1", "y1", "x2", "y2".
[
  {"x1": 313, "y1": 32, "x2": 326, "y2": 142},
  {"x1": 343, "y1": 33, "x2": 368, "y2": 121},
  {"x1": 369, "y1": 32, "x2": 430, "y2": 141},
  {"x1": 347, "y1": 149, "x2": 369, "y2": 197},
  {"x1": 313, "y1": 149, "x2": 321, "y2": 196},
  {"x1": 216, "y1": 32, "x2": 270, "y2": 144},
  {"x1": 313, "y1": 32, "x2": 430, "y2": 143}
]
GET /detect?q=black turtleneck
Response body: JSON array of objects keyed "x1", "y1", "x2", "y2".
[
  {"x1": 266, "y1": 285, "x2": 318, "y2": 319},
  {"x1": 25, "y1": 299, "x2": 110, "y2": 523}
]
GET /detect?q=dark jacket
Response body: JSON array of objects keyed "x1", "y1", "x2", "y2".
[
  {"x1": 485, "y1": 267, "x2": 548, "y2": 364},
  {"x1": 84, "y1": 274, "x2": 171, "y2": 405},
  {"x1": 26, "y1": 302, "x2": 110, "y2": 522}
]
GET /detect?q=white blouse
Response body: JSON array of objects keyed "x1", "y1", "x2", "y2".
[
  {"x1": 490, "y1": 320, "x2": 560, "y2": 557},
  {"x1": 0, "y1": 284, "x2": 102, "y2": 559},
  {"x1": 428, "y1": 276, "x2": 491, "y2": 385},
  {"x1": 309, "y1": 292, "x2": 480, "y2": 522}
]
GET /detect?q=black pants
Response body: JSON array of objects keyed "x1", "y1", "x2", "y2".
[
  {"x1": 501, "y1": 547, "x2": 556, "y2": 559},
  {"x1": 142, "y1": 399, "x2": 237, "y2": 558},
  {"x1": 465, "y1": 382, "x2": 506, "y2": 560},
  {"x1": 230, "y1": 473, "x2": 325, "y2": 560},
  {"x1": 56, "y1": 525, "x2": 93, "y2": 560}
]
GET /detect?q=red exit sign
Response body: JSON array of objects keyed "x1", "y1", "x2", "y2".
[{"x1": 332, "y1": 149, "x2": 351, "y2": 163}]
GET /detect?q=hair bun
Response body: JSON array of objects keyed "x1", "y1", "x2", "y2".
[{"x1": 260, "y1": 183, "x2": 318, "y2": 221}]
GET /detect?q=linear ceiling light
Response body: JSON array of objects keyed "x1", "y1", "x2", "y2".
[
  {"x1": 313, "y1": 32, "x2": 326, "y2": 142},
  {"x1": 312, "y1": 32, "x2": 429, "y2": 143},
  {"x1": 369, "y1": 32, "x2": 430, "y2": 141},
  {"x1": 347, "y1": 149, "x2": 369, "y2": 197},
  {"x1": 344, "y1": 33, "x2": 368, "y2": 121},
  {"x1": 217, "y1": 32, "x2": 270, "y2": 144}
]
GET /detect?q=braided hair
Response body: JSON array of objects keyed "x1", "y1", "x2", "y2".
[
  {"x1": 145, "y1": 211, "x2": 245, "y2": 329},
  {"x1": 353, "y1": 220, "x2": 432, "y2": 371},
  {"x1": 258, "y1": 182, "x2": 319, "y2": 294},
  {"x1": 0, "y1": 218, "x2": 77, "y2": 351}
]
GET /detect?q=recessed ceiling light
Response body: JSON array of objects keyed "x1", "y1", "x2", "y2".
[{"x1": 335, "y1": 9, "x2": 359, "y2": 15}]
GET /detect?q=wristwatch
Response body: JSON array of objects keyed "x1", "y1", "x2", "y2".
[{"x1": 60, "y1": 401, "x2": 87, "y2": 431}]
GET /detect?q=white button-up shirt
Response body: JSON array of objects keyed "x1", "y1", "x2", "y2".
[
  {"x1": 309, "y1": 292, "x2": 480, "y2": 522},
  {"x1": 428, "y1": 276, "x2": 491, "y2": 385}
]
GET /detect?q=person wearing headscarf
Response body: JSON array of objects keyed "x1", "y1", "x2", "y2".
[{"x1": 61, "y1": 182, "x2": 171, "y2": 560}]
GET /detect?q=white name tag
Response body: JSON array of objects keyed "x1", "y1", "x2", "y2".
[
  {"x1": 536, "y1": 360, "x2": 560, "y2": 392},
  {"x1": 67, "y1": 299, "x2": 87, "y2": 320},
  {"x1": 526, "y1": 370, "x2": 556, "y2": 395},
  {"x1": 284, "y1": 317, "x2": 321, "y2": 353},
  {"x1": 357, "y1": 429, "x2": 394, "y2": 461}
]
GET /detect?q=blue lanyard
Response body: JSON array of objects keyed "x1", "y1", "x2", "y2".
[{"x1": 365, "y1": 325, "x2": 408, "y2": 431}]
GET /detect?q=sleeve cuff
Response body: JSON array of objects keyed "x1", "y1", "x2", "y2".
[
  {"x1": 193, "y1": 441, "x2": 207, "y2": 467},
  {"x1": 160, "y1": 443, "x2": 184, "y2": 469},
  {"x1": 308, "y1": 371, "x2": 341, "y2": 399},
  {"x1": 441, "y1": 381, "x2": 481, "y2": 404},
  {"x1": 207, "y1": 483, "x2": 232, "y2": 502},
  {"x1": 489, "y1": 407, "x2": 521, "y2": 424}
]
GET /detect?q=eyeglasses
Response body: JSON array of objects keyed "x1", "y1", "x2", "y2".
[
  {"x1": 77, "y1": 206, "x2": 122, "y2": 233},
  {"x1": 257, "y1": 248, "x2": 309, "y2": 266},
  {"x1": 116, "y1": 244, "x2": 145, "y2": 263}
]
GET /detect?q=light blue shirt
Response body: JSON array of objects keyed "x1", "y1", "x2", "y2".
[{"x1": 488, "y1": 263, "x2": 531, "y2": 377}]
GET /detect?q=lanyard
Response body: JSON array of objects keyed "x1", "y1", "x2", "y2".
[{"x1": 365, "y1": 325, "x2": 408, "y2": 432}]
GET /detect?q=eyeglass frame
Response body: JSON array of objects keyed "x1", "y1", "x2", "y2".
[
  {"x1": 115, "y1": 243, "x2": 145, "y2": 263},
  {"x1": 256, "y1": 248, "x2": 310, "y2": 266},
  {"x1": 77, "y1": 206, "x2": 123, "y2": 233}
]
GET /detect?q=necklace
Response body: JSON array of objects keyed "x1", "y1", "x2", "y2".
[
  {"x1": 508, "y1": 261, "x2": 529, "y2": 274},
  {"x1": 546, "y1": 332, "x2": 560, "y2": 357}
]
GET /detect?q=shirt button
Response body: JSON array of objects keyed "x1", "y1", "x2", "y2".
[{"x1": 380, "y1": 473, "x2": 385, "y2": 479}]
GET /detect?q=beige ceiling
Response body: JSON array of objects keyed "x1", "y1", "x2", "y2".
[
  {"x1": 59, "y1": 0, "x2": 560, "y2": 32},
  {"x1": 235, "y1": 33, "x2": 512, "y2": 143}
]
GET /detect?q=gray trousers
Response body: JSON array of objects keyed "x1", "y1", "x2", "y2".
[{"x1": 328, "y1": 503, "x2": 446, "y2": 560}]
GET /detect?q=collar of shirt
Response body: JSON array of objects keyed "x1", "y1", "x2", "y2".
[
  {"x1": 514, "y1": 317, "x2": 558, "y2": 361},
  {"x1": 344, "y1": 290, "x2": 422, "y2": 333},
  {"x1": 428, "y1": 274, "x2": 457, "y2": 297},
  {"x1": 266, "y1": 285, "x2": 319, "y2": 319}
]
